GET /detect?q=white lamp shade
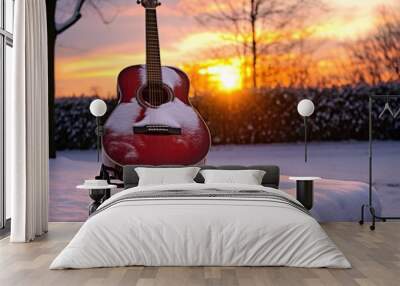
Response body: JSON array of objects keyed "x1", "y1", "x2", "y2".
[
  {"x1": 89, "y1": 99, "x2": 107, "y2": 117},
  {"x1": 297, "y1": 99, "x2": 314, "y2": 117}
]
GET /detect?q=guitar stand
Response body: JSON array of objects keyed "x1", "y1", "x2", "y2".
[{"x1": 359, "y1": 95, "x2": 400, "y2": 230}]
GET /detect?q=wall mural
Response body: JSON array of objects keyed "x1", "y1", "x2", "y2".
[{"x1": 50, "y1": 0, "x2": 400, "y2": 223}]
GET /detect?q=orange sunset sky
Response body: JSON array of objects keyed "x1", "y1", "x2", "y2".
[{"x1": 55, "y1": 0, "x2": 400, "y2": 97}]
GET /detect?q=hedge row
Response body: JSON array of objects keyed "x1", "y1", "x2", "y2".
[{"x1": 55, "y1": 83, "x2": 400, "y2": 150}]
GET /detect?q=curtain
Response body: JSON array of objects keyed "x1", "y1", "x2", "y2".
[{"x1": 7, "y1": 0, "x2": 49, "y2": 242}]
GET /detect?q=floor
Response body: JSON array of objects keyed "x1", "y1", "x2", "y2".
[
  {"x1": 1, "y1": 222, "x2": 399, "y2": 286},
  {"x1": 49, "y1": 141, "x2": 400, "y2": 222}
]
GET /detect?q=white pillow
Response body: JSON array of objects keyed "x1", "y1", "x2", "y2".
[
  {"x1": 135, "y1": 167, "x2": 201, "y2": 186},
  {"x1": 200, "y1": 169, "x2": 266, "y2": 185}
]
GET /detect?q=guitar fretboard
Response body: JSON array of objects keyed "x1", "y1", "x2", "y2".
[{"x1": 145, "y1": 8, "x2": 162, "y2": 88}]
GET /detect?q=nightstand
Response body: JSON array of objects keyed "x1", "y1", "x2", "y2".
[
  {"x1": 77, "y1": 181, "x2": 117, "y2": 215},
  {"x1": 289, "y1": 177, "x2": 321, "y2": 210}
]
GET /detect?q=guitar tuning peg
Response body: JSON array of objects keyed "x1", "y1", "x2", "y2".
[{"x1": 136, "y1": 0, "x2": 141, "y2": 4}]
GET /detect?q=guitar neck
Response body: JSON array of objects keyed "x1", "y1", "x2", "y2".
[{"x1": 145, "y1": 8, "x2": 162, "y2": 85}]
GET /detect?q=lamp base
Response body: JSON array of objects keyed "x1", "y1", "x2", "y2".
[
  {"x1": 95, "y1": 117, "x2": 103, "y2": 162},
  {"x1": 304, "y1": 117, "x2": 308, "y2": 163}
]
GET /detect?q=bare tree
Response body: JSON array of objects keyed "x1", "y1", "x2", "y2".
[
  {"x1": 46, "y1": 0, "x2": 118, "y2": 157},
  {"x1": 190, "y1": 0, "x2": 323, "y2": 89},
  {"x1": 349, "y1": 7, "x2": 400, "y2": 85}
]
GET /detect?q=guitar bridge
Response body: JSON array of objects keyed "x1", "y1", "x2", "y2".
[{"x1": 133, "y1": 125, "x2": 181, "y2": 135}]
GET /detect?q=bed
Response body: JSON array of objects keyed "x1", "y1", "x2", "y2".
[{"x1": 50, "y1": 165, "x2": 350, "y2": 269}]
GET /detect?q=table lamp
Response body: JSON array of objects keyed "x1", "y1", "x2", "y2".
[
  {"x1": 297, "y1": 99, "x2": 314, "y2": 162},
  {"x1": 89, "y1": 99, "x2": 107, "y2": 162}
]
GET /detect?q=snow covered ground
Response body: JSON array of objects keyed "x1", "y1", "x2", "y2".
[{"x1": 50, "y1": 141, "x2": 400, "y2": 222}]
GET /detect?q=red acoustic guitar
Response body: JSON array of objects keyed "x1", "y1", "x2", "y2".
[{"x1": 102, "y1": 0, "x2": 211, "y2": 169}]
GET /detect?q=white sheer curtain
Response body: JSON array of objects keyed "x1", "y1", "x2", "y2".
[{"x1": 7, "y1": 0, "x2": 49, "y2": 242}]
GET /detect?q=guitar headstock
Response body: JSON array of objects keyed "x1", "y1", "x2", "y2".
[{"x1": 137, "y1": 0, "x2": 161, "y2": 8}]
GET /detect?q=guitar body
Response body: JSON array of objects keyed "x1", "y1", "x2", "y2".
[
  {"x1": 102, "y1": 64, "x2": 211, "y2": 168},
  {"x1": 102, "y1": 1, "x2": 210, "y2": 170}
]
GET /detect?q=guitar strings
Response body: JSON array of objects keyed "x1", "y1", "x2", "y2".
[
  {"x1": 153, "y1": 8, "x2": 160, "y2": 107},
  {"x1": 146, "y1": 8, "x2": 162, "y2": 107},
  {"x1": 148, "y1": 9, "x2": 153, "y2": 107},
  {"x1": 146, "y1": 10, "x2": 151, "y2": 106},
  {"x1": 148, "y1": 8, "x2": 153, "y2": 107},
  {"x1": 157, "y1": 12, "x2": 161, "y2": 107}
]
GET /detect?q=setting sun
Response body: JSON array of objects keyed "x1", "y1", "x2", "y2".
[{"x1": 198, "y1": 60, "x2": 243, "y2": 91}]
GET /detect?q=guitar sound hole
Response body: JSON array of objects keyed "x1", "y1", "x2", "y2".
[{"x1": 137, "y1": 84, "x2": 173, "y2": 108}]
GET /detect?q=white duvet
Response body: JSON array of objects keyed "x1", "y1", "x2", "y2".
[{"x1": 50, "y1": 183, "x2": 351, "y2": 269}]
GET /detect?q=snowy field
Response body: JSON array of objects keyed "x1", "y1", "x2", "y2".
[{"x1": 49, "y1": 141, "x2": 400, "y2": 222}]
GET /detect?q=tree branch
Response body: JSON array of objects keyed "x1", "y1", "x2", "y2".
[
  {"x1": 56, "y1": 0, "x2": 87, "y2": 35},
  {"x1": 87, "y1": 0, "x2": 120, "y2": 24}
]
